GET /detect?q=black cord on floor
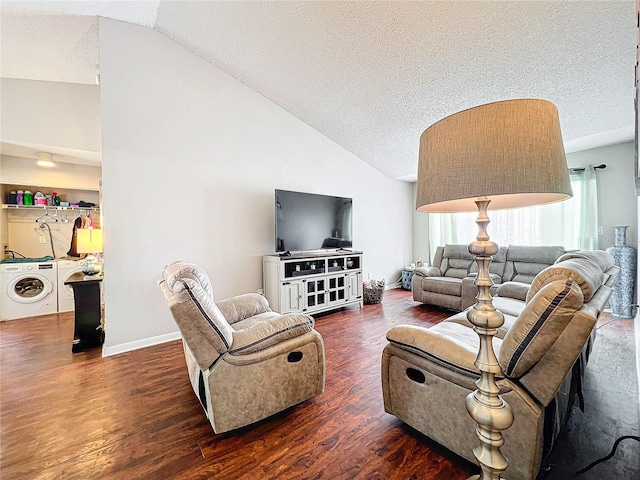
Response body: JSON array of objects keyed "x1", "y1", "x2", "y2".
[
  {"x1": 566, "y1": 435, "x2": 640, "y2": 479},
  {"x1": 596, "y1": 303, "x2": 639, "y2": 330}
]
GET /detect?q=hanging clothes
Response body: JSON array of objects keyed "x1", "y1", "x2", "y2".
[{"x1": 67, "y1": 217, "x2": 83, "y2": 257}]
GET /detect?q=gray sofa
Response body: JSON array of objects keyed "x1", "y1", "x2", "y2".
[
  {"x1": 382, "y1": 250, "x2": 619, "y2": 480},
  {"x1": 412, "y1": 244, "x2": 566, "y2": 311}
]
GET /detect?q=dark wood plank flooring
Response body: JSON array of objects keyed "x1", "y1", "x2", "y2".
[{"x1": 0, "y1": 289, "x2": 637, "y2": 479}]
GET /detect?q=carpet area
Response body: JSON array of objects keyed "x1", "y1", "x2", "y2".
[{"x1": 539, "y1": 316, "x2": 640, "y2": 479}]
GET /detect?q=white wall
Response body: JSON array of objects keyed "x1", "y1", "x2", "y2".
[
  {"x1": 566, "y1": 141, "x2": 637, "y2": 249},
  {"x1": 99, "y1": 18, "x2": 413, "y2": 355},
  {"x1": 1, "y1": 155, "x2": 102, "y2": 191},
  {"x1": 0, "y1": 78, "x2": 101, "y2": 154}
]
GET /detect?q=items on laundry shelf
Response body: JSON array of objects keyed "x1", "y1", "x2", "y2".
[
  {"x1": 4, "y1": 189, "x2": 99, "y2": 208},
  {"x1": 34, "y1": 191, "x2": 47, "y2": 205}
]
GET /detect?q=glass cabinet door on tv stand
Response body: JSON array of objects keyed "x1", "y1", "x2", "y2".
[{"x1": 263, "y1": 251, "x2": 363, "y2": 315}]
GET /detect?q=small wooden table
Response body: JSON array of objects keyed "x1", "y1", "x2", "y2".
[{"x1": 64, "y1": 272, "x2": 104, "y2": 352}]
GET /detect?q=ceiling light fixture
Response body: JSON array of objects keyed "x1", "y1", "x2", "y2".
[{"x1": 36, "y1": 152, "x2": 55, "y2": 168}]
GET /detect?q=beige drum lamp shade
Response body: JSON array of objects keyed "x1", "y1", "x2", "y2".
[{"x1": 416, "y1": 99, "x2": 572, "y2": 213}]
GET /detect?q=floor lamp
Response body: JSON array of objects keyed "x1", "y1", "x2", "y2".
[{"x1": 415, "y1": 99, "x2": 572, "y2": 479}]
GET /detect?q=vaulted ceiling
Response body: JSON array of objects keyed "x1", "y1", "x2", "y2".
[{"x1": 1, "y1": 1, "x2": 636, "y2": 180}]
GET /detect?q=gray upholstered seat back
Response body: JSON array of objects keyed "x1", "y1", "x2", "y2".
[
  {"x1": 440, "y1": 244, "x2": 474, "y2": 279},
  {"x1": 158, "y1": 261, "x2": 234, "y2": 370},
  {"x1": 469, "y1": 245, "x2": 508, "y2": 278},
  {"x1": 502, "y1": 245, "x2": 565, "y2": 284},
  {"x1": 439, "y1": 244, "x2": 507, "y2": 279}
]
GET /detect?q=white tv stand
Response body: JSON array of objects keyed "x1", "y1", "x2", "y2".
[{"x1": 263, "y1": 251, "x2": 363, "y2": 315}]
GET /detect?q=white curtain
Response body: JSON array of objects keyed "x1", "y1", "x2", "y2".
[{"x1": 426, "y1": 165, "x2": 599, "y2": 261}]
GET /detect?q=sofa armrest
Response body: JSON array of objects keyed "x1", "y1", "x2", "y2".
[
  {"x1": 229, "y1": 313, "x2": 315, "y2": 355},
  {"x1": 414, "y1": 266, "x2": 442, "y2": 277},
  {"x1": 386, "y1": 323, "x2": 489, "y2": 376},
  {"x1": 216, "y1": 293, "x2": 271, "y2": 324}
]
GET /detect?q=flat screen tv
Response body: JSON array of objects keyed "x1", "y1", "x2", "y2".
[{"x1": 275, "y1": 189, "x2": 353, "y2": 253}]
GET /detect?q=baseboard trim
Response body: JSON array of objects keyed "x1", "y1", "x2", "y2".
[{"x1": 102, "y1": 331, "x2": 182, "y2": 357}]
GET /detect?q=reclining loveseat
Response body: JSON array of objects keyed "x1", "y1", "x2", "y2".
[
  {"x1": 412, "y1": 244, "x2": 566, "y2": 311},
  {"x1": 382, "y1": 250, "x2": 618, "y2": 480}
]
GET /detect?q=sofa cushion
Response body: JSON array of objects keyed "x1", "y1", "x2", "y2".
[
  {"x1": 492, "y1": 296, "x2": 527, "y2": 318},
  {"x1": 422, "y1": 277, "x2": 463, "y2": 296},
  {"x1": 505, "y1": 261, "x2": 553, "y2": 284},
  {"x1": 507, "y1": 245, "x2": 565, "y2": 264},
  {"x1": 469, "y1": 246, "x2": 508, "y2": 278},
  {"x1": 443, "y1": 307, "x2": 519, "y2": 340},
  {"x1": 216, "y1": 293, "x2": 272, "y2": 325},
  {"x1": 499, "y1": 279, "x2": 583, "y2": 378},
  {"x1": 443, "y1": 244, "x2": 472, "y2": 259},
  {"x1": 527, "y1": 258, "x2": 604, "y2": 303},
  {"x1": 442, "y1": 259, "x2": 474, "y2": 279},
  {"x1": 441, "y1": 245, "x2": 474, "y2": 278},
  {"x1": 386, "y1": 323, "x2": 503, "y2": 375},
  {"x1": 496, "y1": 281, "x2": 530, "y2": 302},
  {"x1": 556, "y1": 250, "x2": 615, "y2": 272},
  {"x1": 503, "y1": 245, "x2": 565, "y2": 284}
]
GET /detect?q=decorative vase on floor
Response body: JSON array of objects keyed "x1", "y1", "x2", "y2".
[{"x1": 606, "y1": 226, "x2": 637, "y2": 318}]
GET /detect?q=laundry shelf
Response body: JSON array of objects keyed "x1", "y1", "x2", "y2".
[{"x1": 2, "y1": 204, "x2": 99, "y2": 212}]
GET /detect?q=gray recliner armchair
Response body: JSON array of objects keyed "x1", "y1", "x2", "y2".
[{"x1": 158, "y1": 261, "x2": 326, "y2": 433}]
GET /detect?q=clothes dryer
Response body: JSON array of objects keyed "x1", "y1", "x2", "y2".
[
  {"x1": 57, "y1": 259, "x2": 86, "y2": 312},
  {"x1": 0, "y1": 261, "x2": 58, "y2": 320}
]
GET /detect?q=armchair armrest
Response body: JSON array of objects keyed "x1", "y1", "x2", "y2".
[
  {"x1": 414, "y1": 266, "x2": 442, "y2": 277},
  {"x1": 230, "y1": 313, "x2": 315, "y2": 355},
  {"x1": 216, "y1": 293, "x2": 271, "y2": 324}
]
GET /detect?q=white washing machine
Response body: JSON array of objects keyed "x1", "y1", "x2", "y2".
[
  {"x1": 0, "y1": 261, "x2": 59, "y2": 321},
  {"x1": 57, "y1": 258, "x2": 86, "y2": 312}
]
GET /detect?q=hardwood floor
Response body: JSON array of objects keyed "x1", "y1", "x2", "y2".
[{"x1": 0, "y1": 289, "x2": 637, "y2": 479}]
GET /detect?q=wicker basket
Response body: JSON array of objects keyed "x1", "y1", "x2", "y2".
[{"x1": 363, "y1": 280, "x2": 385, "y2": 304}]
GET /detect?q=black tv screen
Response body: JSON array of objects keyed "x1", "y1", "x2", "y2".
[{"x1": 275, "y1": 189, "x2": 353, "y2": 253}]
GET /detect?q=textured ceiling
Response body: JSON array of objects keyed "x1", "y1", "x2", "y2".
[{"x1": 1, "y1": 1, "x2": 636, "y2": 180}]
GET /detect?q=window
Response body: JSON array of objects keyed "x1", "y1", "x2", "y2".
[{"x1": 427, "y1": 167, "x2": 598, "y2": 259}]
